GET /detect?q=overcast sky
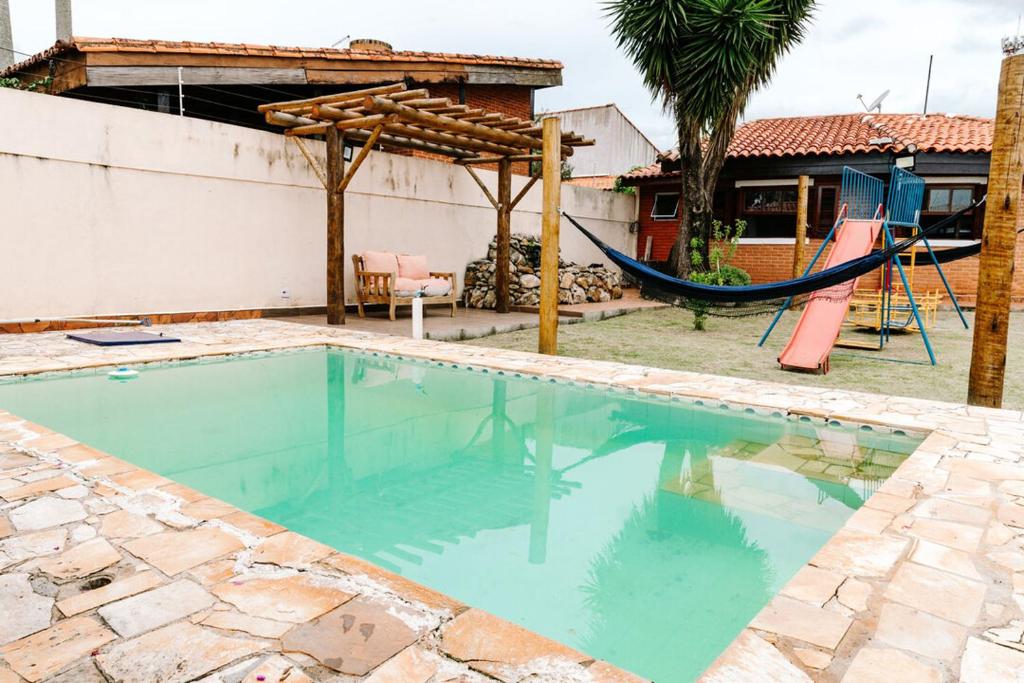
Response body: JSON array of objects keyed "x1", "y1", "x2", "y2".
[{"x1": 6, "y1": 0, "x2": 1022, "y2": 149}]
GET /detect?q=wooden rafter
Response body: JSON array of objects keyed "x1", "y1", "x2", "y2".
[
  {"x1": 290, "y1": 136, "x2": 327, "y2": 189},
  {"x1": 463, "y1": 165, "x2": 499, "y2": 209},
  {"x1": 260, "y1": 82, "x2": 593, "y2": 160},
  {"x1": 510, "y1": 171, "x2": 541, "y2": 210},
  {"x1": 338, "y1": 124, "x2": 385, "y2": 193}
]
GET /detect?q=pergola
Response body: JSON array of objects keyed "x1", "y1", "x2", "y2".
[{"x1": 258, "y1": 82, "x2": 594, "y2": 354}]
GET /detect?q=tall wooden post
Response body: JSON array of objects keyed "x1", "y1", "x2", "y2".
[
  {"x1": 325, "y1": 127, "x2": 346, "y2": 325},
  {"x1": 968, "y1": 45, "x2": 1024, "y2": 408},
  {"x1": 793, "y1": 175, "x2": 809, "y2": 278},
  {"x1": 496, "y1": 158, "x2": 513, "y2": 314},
  {"x1": 538, "y1": 117, "x2": 561, "y2": 355}
]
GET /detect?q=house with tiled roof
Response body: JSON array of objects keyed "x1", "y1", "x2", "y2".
[
  {"x1": 1, "y1": 37, "x2": 562, "y2": 134},
  {"x1": 620, "y1": 113, "x2": 996, "y2": 299}
]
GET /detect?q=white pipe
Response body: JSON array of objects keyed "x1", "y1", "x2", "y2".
[
  {"x1": 177, "y1": 66, "x2": 184, "y2": 116},
  {"x1": 411, "y1": 296, "x2": 423, "y2": 339}
]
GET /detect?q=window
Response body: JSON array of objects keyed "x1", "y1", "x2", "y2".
[
  {"x1": 742, "y1": 189, "x2": 798, "y2": 214},
  {"x1": 925, "y1": 187, "x2": 973, "y2": 213},
  {"x1": 738, "y1": 186, "x2": 799, "y2": 238},
  {"x1": 650, "y1": 192, "x2": 680, "y2": 220},
  {"x1": 921, "y1": 185, "x2": 980, "y2": 240}
]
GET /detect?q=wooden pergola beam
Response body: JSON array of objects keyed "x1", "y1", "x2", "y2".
[
  {"x1": 510, "y1": 171, "x2": 541, "y2": 210},
  {"x1": 447, "y1": 109, "x2": 486, "y2": 120},
  {"x1": 463, "y1": 165, "x2": 498, "y2": 210},
  {"x1": 363, "y1": 96, "x2": 574, "y2": 157},
  {"x1": 290, "y1": 137, "x2": 327, "y2": 189},
  {"x1": 310, "y1": 103, "x2": 524, "y2": 156},
  {"x1": 457, "y1": 154, "x2": 543, "y2": 165},
  {"x1": 337, "y1": 124, "x2": 384, "y2": 193},
  {"x1": 257, "y1": 82, "x2": 406, "y2": 113},
  {"x1": 270, "y1": 109, "x2": 476, "y2": 159}
]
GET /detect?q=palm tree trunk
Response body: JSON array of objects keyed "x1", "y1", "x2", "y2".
[{"x1": 668, "y1": 125, "x2": 711, "y2": 279}]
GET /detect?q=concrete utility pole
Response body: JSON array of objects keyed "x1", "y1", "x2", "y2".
[
  {"x1": 55, "y1": 0, "x2": 72, "y2": 43},
  {"x1": 0, "y1": 0, "x2": 14, "y2": 69}
]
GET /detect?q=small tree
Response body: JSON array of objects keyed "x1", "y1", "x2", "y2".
[
  {"x1": 688, "y1": 218, "x2": 749, "y2": 330},
  {"x1": 606, "y1": 0, "x2": 816, "y2": 278}
]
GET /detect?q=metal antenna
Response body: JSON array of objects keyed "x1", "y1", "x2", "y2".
[
  {"x1": 923, "y1": 55, "x2": 933, "y2": 115},
  {"x1": 330, "y1": 35, "x2": 350, "y2": 48}
]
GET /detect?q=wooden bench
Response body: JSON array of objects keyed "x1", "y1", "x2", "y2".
[{"x1": 352, "y1": 254, "x2": 457, "y2": 321}]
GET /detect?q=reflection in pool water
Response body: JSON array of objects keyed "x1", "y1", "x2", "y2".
[{"x1": 0, "y1": 349, "x2": 919, "y2": 681}]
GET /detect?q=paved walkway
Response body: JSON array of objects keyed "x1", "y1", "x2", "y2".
[
  {"x1": 1, "y1": 319, "x2": 1024, "y2": 682},
  {"x1": 277, "y1": 289, "x2": 665, "y2": 342}
]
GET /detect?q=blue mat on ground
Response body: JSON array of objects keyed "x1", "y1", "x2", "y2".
[{"x1": 67, "y1": 331, "x2": 181, "y2": 346}]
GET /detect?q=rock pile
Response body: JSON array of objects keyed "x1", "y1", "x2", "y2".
[{"x1": 463, "y1": 234, "x2": 623, "y2": 308}]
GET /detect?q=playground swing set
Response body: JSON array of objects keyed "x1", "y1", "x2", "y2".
[{"x1": 760, "y1": 166, "x2": 970, "y2": 373}]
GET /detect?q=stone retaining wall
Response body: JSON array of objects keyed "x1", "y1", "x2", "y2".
[{"x1": 463, "y1": 234, "x2": 623, "y2": 308}]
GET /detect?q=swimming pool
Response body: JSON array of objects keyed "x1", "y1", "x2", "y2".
[{"x1": 0, "y1": 348, "x2": 920, "y2": 681}]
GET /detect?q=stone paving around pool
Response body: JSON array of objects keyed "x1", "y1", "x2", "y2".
[{"x1": 2, "y1": 319, "x2": 1024, "y2": 682}]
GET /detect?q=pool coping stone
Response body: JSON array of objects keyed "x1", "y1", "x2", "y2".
[{"x1": 0, "y1": 318, "x2": 1022, "y2": 682}]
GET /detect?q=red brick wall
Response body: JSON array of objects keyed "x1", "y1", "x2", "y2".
[
  {"x1": 636, "y1": 188, "x2": 682, "y2": 261},
  {"x1": 429, "y1": 84, "x2": 533, "y2": 120}
]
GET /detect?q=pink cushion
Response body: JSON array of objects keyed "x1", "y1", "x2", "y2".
[
  {"x1": 394, "y1": 277, "x2": 421, "y2": 294},
  {"x1": 398, "y1": 254, "x2": 430, "y2": 279},
  {"x1": 392, "y1": 277, "x2": 452, "y2": 297},
  {"x1": 362, "y1": 251, "x2": 398, "y2": 274},
  {"x1": 418, "y1": 277, "x2": 452, "y2": 297}
]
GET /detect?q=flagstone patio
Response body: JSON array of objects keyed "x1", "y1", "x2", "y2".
[{"x1": 1, "y1": 318, "x2": 1023, "y2": 682}]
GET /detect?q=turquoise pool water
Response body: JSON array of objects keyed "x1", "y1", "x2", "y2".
[{"x1": 0, "y1": 349, "x2": 919, "y2": 681}]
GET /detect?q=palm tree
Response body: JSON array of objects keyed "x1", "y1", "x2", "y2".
[{"x1": 606, "y1": 0, "x2": 816, "y2": 278}]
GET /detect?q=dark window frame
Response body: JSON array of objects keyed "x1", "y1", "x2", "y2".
[
  {"x1": 738, "y1": 186, "x2": 799, "y2": 216},
  {"x1": 923, "y1": 185, "x2": 975, "y2": 215},
  {"x1": 921, "y1": 184, "x2": 983, "y2": 240},
  {"x1": 650, "y1": 192, "x2": 680, "y2": 220}
]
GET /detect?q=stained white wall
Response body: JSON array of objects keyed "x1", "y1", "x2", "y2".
[
  {"x1": 0, "y1": 88, "x2": 636, "y2": 320},
  {"x1": 551, "y1": 104, "x2": 660, "y2": 178}
]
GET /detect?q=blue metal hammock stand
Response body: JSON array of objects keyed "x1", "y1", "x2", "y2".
[{"x1": 759, "y1": 166, "x2": 969, "y2": 366}]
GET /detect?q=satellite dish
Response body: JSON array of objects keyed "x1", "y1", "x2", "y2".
[{"x1": 857, "y1": 89, "x2": 891, "y2": 113}]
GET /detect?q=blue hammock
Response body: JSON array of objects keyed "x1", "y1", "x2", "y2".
[{"x1": 561, "y1": 200, "x2": 983, "y2": 304}]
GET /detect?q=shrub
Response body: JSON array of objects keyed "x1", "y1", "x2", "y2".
[{"x1": 687, "y1": 218, "x2": 750, "y2": 330}]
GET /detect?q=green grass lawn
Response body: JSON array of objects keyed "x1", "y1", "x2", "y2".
[{"x1": 461, "y1": 306, "x2": 1024, "y2": 410}]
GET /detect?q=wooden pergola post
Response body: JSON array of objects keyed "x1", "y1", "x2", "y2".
[
  {"x1": 258, "y1": 84, "x2": 593, "y2": 328},
  {"x1": 538, "y1": 117, "x2": 561, "y2": 355},
  {"x1": 325, "y1": 127, "x2": 346, "y2": 325},
  {"x1": 496, "y1": 158, "x2": 513, "y2": 313},
  {"x1": 793, "y1": 175, "x2": 809, "y2": 279},
  {"x1": 968, "y1": 44, "x2": 1024, "y2": 407}
]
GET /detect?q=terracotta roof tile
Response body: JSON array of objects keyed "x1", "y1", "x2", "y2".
[
  {"x1": 625, "y1": 113, "x2": 992, "y2": 181},
  {"x1": 566, "y1": 175, "x2": 617, "y2": 190},
  {"x1": 0, "y1": 36, "x2": 562, "y2": 78}
]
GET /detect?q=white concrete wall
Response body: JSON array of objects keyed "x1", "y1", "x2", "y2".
[
  {"x1": 551, "y1": 104, "x2": 660, "y2": 178},
  {"x1": 0, "y1": 88, "x2": 637, "y2": 320}
]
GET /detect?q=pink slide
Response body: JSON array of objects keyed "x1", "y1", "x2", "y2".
[{"x1": 778, "y1": 219, "x2": 884, "y2": 374}]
